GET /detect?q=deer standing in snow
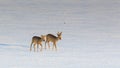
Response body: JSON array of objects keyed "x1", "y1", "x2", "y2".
[
  {"x1": 30, "y1": 35, "x2": 46, "y2": 52},
  {"x1": 45, "y1": 32, "x2": 62, "y2": 51}
]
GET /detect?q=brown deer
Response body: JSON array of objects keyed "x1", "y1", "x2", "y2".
[
  {"x1": 30, "y1": 35, "x2": 46, "y2": 52},
  {"x1": 45, "y1": 32, "x2": 62, "y2": 51}
]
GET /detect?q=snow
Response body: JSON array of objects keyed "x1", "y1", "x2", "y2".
[{"x1": 0, "y1": 0, "x2": 120, "y2": 68}]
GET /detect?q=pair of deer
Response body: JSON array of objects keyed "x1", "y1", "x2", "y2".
[{"x1": 30, "y1": 32, "x2": 62, "y2": 52}]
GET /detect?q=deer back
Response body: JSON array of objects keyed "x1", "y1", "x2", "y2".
[
  {"x1": 46, "y1": 34, "x2": 58, "y2": 42},
  {"x1": 32, "y1": 36, "x2": 42, "y2": 44}
]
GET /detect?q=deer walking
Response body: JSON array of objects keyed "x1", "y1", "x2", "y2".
[
  {"x1": 30, "y1": 35, "x2": 46, "y2": 52},
  {"x1": 45, "y1": 32, "x2": 62, "y2": 51}
]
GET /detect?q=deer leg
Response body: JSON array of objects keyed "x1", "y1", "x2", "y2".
[
  {"x1": 40, "y1": 44, "x2": 42, "y2": 51},
  {"x1": 34, "y1": 44, "x2": 36, "y2": 52},
  {"x1": 53, "y1": 42, "x2": 57, "y2": 51},
  {"x1": 30, "y1": 42, "x2": 33, "y2": 51},
  {"x1": 48, "y1": 41, "x2": 50, "y2": 50},
  {"x1": 45, "y1": 41, "x2": 47, "y2": 49},
  {"x1": 37, "y1": 44, "x2": 39, "y2": 52},
  {"x1": 55, "y1": 43, "x2": 57, "y2": 51}
]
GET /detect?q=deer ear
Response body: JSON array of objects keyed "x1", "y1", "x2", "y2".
[
  {"x1": 60, "y1": 32, "x2": 62, "y2": 34},
  {"x1": 57, "y1": 32, "x2": 59, "y2": 34}
]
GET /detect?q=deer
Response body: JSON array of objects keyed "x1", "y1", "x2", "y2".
[
  {"x1": 30, "y1": 35, "x2": 46, "y2": 52},
  {"x1": 45, "y1": 32, "x2": 62, "y2": 51}
]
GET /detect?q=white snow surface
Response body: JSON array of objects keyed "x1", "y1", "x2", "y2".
[{"x1": 0, "y1": 0, "x2": 120, "y2": 68}]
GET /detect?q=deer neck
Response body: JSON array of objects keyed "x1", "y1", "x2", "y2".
[{"x1": 56, "y1": 37, "x2": 60, "y2": 41}]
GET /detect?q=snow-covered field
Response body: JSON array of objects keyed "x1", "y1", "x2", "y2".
[{"x1": 0, "y1": 0, "x2": 120, "y2": 68}]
